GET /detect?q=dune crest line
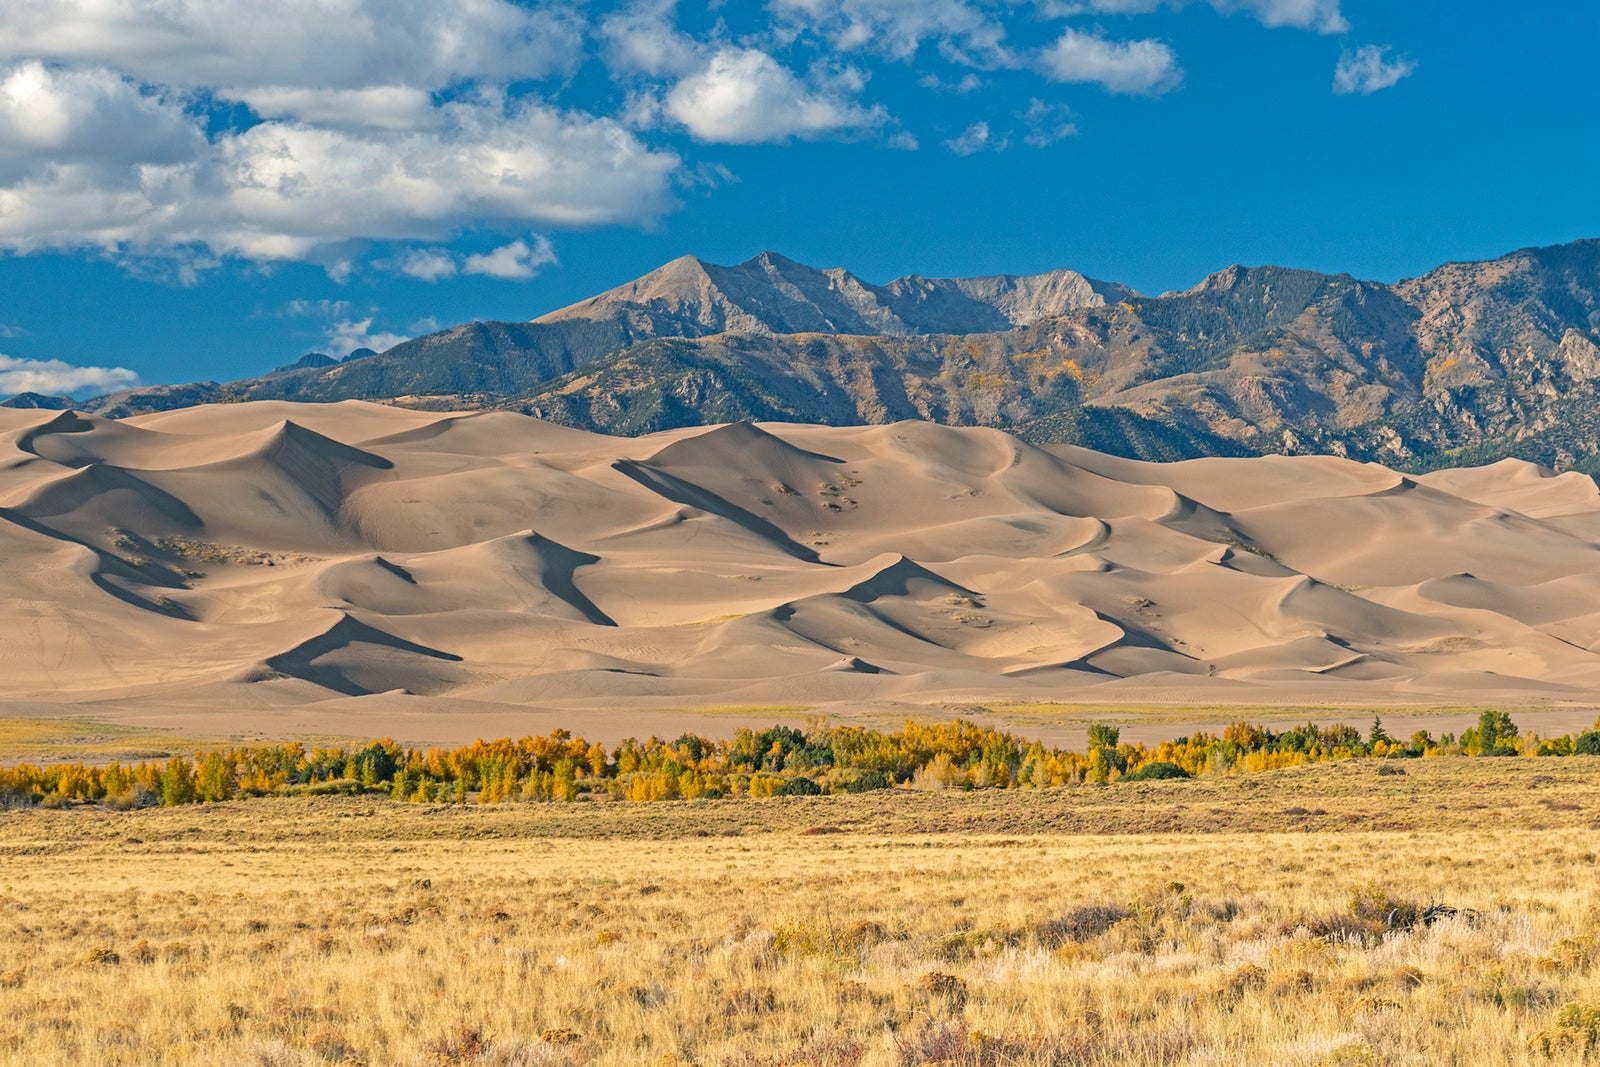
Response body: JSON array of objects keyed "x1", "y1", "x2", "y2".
[{"x1": 4, "y1": 400, "x2": 1600, "y2": 713}]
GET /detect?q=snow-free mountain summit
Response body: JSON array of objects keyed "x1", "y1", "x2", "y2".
[{"x1": 44, "y1": 240, "x2": 1600, "y2": 472}]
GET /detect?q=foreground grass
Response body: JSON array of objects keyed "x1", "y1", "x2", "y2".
[{"x1": 3, "y1": 758, "x2": 1600, "y2": 1065}]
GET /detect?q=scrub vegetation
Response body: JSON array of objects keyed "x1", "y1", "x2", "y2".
[{"x1": 3, "y1": 740, "x2": 1600, "y2": 1064}]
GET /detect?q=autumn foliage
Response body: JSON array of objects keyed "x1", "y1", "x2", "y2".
[{"x1": 4, "y1": 712, "x2": 1599, "y2": 809}]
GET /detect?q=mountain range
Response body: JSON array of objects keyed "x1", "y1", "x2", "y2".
[{"x1": 29, "y1": 240, "x2": 1600, "y2": 470}]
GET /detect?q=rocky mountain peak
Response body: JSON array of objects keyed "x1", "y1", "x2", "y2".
[{"x1": 46, "y1": 238, "x2": 1600, "y2": 476}]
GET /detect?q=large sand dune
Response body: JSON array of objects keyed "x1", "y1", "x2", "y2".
[{"x1": 5, "y1": 401, "x2": 1600, "y2": 736}]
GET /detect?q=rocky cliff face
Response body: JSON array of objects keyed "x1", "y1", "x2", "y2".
[
  {"x1": 72, "y1": 240, "x2": 1600, "y2": 470},
  {"x1": 534, "y1": 250, "x2": 1132, "y2": 337}
]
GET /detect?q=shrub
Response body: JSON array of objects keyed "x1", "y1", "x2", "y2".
[
  {"x1": 1124, "y1": 761, "x2": 1190, "y2": 782},
  {"x1": 773, "y1": 919, "x2": 826, "y2": 956},
  {"x1": 775, "y1": 776, "x2": 821, "y2": 797},
  {"x1": 1304, "y1": 886, "x2": 1421, "y2": 943},
  {"x1": 1038, "y1": 903, "x2": 1129, "y2": 945},
  {"x1": 1530, "y1": 1003, "x2": 1600, "y2": 1057},
  {"x1": 539, "y1": 1028, "x2": 581, "y2": 1045},
  {"x1": 913, "y1": 753, "x2": 963, "y2": 790},
  {"x1": 425, "y1": 1023, "x2": 486, "y2": 1065},
  {"x1": 286, "y1": 778, "x2": 366, "y2": 797},
  {"x1": 900, "y1": 1018, "x2": 971, "y2": 1066},
  {"x1": 1348, "y1": 885, "x2": 1420, "y2": 932},
  {"x1": 913, "y1": 972, "x2": 968, "y2": 1007},
  {"x1": 1576, "y1": 731, "x2": 1600, "y2": 756},
  {"x1": 1539, "y1": 935, "x2": 1594, "y2": 973},
  {"x1": 836, "y1": 769, "x2": 890, "y2": 793},
  {"x1": 890, "y1": 1017, "x2": 1084, "y2": 1067}
]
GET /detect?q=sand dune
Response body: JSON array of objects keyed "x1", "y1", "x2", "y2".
[{"x1": 6, "y1": 400, "x2": 1600, "y2": 731}]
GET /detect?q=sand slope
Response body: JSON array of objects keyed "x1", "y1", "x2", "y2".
[{"x1": 5, "y1": 401, "x2": 1600, "y2": 720}]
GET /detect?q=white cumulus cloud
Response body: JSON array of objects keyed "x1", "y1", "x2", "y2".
[
  {"x1": 463, "y1": 236, "x2": 558, "y2": 280},
  {"x1": 0, "y1": 86, "x2": 681, "y2": 262},
  {"x1": 601, "y1": 0, "x2": 706, "y2": 78},
  {"x1": 1054, "y1": 0, "x2": 1347, "y2": 33},
  {"x1": 0, "y1": 0, "x2": 1390, "y2": 279},
  {"x1": 393, "y1": 236, "x2": 557, "y2": 282},
  {"x1": 664, "y1": 48, "x2": 885, "y2": 143},
  {"x1": 223, "y1": 87, "x2": 437, "y2": 131},
  {"x1": 280, "y1": 299, "x2": 407, "y2": 354},
  {"x1": 1039, "y1": 28, "x2": 1181, "y2": 95},
  {"x1": 769, "y1": 0, "x2": 1010, "y2": 64},
  {"x1": 0, "y1": 0, "x2": 584, "y2": 96},
  {"x1": 944, "y1": 121, "x2": 1004, "y2": 155},
  {"x1": 1225, "y1": 0, "x2": 1347, "y2": 34},
  {"x1": 1020, "y1": 98, "x2": 1078, "y2": 146},
  {"x1": 1333, "y1": 45, "x2": 1416, "y2": 95},
  {"x1": 397, "y1": 248, "x2": 459, "y2": 282},
  {"x1": 0, "y1": 62, "x2": 203, "y2": 179},
  {"x1": 323, "y1": 319, "x2": 409, "y2": 356},
  {"x1": 0, "y1": 353, "x2": 138, "y2": 395},
  {"x1": 283, "y1": 298, "x2": 353, "y2": 320},
  {"x1": 0, "y1": 5, "x2": 683, "y2": 273}
]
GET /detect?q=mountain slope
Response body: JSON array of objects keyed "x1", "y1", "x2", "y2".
[
  {"x1": 71, "y1": 239, "x2": 1600, "y2": 470},
  {"x1": 84, "y1": 252, "x2": 1132, "y2": 417}
]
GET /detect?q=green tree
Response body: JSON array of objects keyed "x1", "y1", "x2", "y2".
[
  {"x1": 1086, "y1": 723, "x2": 1121, "y2": 750},
  {"x1": 159, "y1": 755, "x2": 196, "y2": 805},
  {"x1": 1476, "y1": 710, "x2": 1520, "y2": 756},
  {"x1": 1086, "y1": 723, "x2": 1126, "y2": 778},
  {"x1": 196, "y1": 752, "x2": 233, "y2": 802}
]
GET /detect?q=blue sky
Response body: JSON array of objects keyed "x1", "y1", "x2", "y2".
[{"x1": 0, "y1": 0, "x2": 1595, "y2": 395}]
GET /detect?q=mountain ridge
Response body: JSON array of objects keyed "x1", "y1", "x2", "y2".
[
  {"x1": 30, "y1": 239, "x2": 1600, "y2": 471},
  {"x1": 535, "y1": 250, "x2": 1137, "y2": 338}
]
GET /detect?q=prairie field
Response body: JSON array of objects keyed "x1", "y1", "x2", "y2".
[{"x1": 4, "y1": 757, "x2": 1600, "y2": 1066}]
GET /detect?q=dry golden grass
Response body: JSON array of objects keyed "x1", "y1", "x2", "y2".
[
  {"x1": 4, "y1": 757, "x2": 1600, "y2": 1065},
  {"x1": 0, "y1": 717, "x2": 218, "y2": 765}
]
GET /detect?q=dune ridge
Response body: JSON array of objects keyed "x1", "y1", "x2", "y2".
[{"x1": 5, "y1": 400, "x2": 1600, "y2": 722}]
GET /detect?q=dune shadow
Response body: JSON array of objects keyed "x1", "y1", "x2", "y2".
[
  {"x1": 528, "y1": 533, "x2": 617, "y2": 627},
  {"x1": 0, "y1": 507, "x2": 194, "y2": 620},
  {"x1": 612, "y1": 459, "x2": 833, "y2": 566},
  {"x1": 264, "y1": 614, "x2": 464, "y2": 697}
]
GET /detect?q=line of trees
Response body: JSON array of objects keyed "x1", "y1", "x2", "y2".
[{"x1": 2, "y1": 711, "x2": 1597, "y2": 810}]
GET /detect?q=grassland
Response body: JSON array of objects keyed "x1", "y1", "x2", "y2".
[
  {"x1": 4, "y1": 757, "x2": 1600, "y2": 1065},
  {"x1": 0, "y1": 717, "x2": 220, "y2": 766}
]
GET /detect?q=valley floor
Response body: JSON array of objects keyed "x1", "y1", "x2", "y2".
[{"x1": 4, "y1": 757, "x2": 1600, "y2": 1065}]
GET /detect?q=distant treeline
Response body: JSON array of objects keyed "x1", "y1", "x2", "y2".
[{"x1": 3, "y1": 711, "x2": 1597, "y2": 809}]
